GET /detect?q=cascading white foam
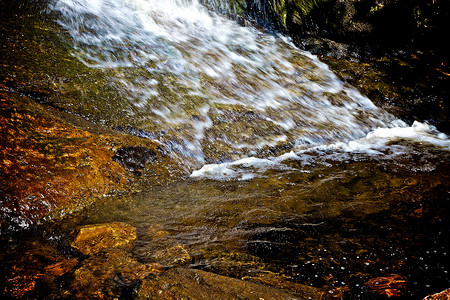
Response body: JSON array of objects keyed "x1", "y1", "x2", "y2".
[{"x1": 191, "y1": 121, "x2": 450, "y2": 180}]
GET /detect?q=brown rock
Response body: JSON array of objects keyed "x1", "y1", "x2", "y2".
[
  {"x1": 2, "y1": 241, "x2": 78, "y2": 298},
  {"x1": 137, "y1": 268, "x2": 304, "y2": 299},
  {"x1": 147, "y1": 224, "x2": 171, "y2": 239},
  {"x1": 71, "y1": 222, "x2": 137, "y2": 255},
  {"x1": 242, "y1": 272, "x2": 322, "y2": 299},
  {"x1": 423, "y1": 288, "x2": 450, "y2": 300},
  {"x1": 3, "y1": 255, "x2": 43, "y2": 299}
]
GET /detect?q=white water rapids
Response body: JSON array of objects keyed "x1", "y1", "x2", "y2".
[{"x1": 51, "y1": 0, "x2": 449, "y2": 178}]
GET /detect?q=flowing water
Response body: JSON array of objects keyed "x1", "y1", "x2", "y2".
[
  {"x1": 1, "y1": 0, "x2": 449, "y2": 298},
  {"x1": 49, "y1": 0, "x2": 409, "y2": 165}
]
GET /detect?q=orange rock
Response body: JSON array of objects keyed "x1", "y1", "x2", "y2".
[
  {"x1": 44, "y1": 258, "x2": 79, "y2": 276},
  {"x1": 3, "y1": 256, "x2": 42, "y2": 299},
  {"x1": 365, "y1": 274, "x2": 408, "y2": 297},
  {"x1": 0, "y1": 86, "x2": 188, "y2": 233},
  {"x1": 119, "y1": 263, "x2": 167, "y2": 284},
  {"x1": 151, "y1": 244, "x2": 192, "y2": 267},
  {"x1": 70, "y1": 222, "x2": 137, "y2": 255},
  {"x1": 423, "y1": 288, "x2": 450, "y2": 300}
]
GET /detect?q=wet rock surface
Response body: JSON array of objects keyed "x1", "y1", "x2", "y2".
[
  {"x1": 113, "y1": 146, "x2": 158, "y2": 175},
  {"x1": 70, "y1": 222, "x2": 138, "y2": 255},
  {"x1": 0, "y1": 240, "x2": 79, "y2": 299},
  {"x1": 0, "y1": 86, "x2": 188, "y2": 233},
  {"x1": 308, "y1": 44, "x2": 450, "y2": 134},
  {"x1": 71, "y1": 250, "x2": 165, "y2": 299},
  {"x1": 236, "y1": 0, "x2": 450, "y2": 58},
  {"x1": 0, "y1": 86, "x2": 126, "y2": 232},
  {"x1": 365, "y1": 274, "x2": 408, "y2": 298},
  {"x1": 424, "y1": 288, "x2": 450, "y2": 300},
  {"x1": 1, "y1": 0, "x2": 189, "y2": 233},
  {"x1": 221, "y1": 0, "x2": 450, "y2": 133},
  {"x1": 136, "y1": 267, "x2": 309, "y2": 299}
]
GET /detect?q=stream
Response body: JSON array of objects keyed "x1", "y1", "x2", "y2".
[{"x1": 1, "y1": 0, "x2": 449, "y2": 298}]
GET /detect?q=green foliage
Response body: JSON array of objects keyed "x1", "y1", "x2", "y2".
[{"x1": 271, "y1": 0, "x2": 327, "y2": 28}]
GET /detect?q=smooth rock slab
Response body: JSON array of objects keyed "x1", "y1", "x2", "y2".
[
  {"x1": 71, "y1": 222, "x2": 137, "y2": 255},
  {"x1": 137, "y1": 268, "x2": 305, "y2": 299}
]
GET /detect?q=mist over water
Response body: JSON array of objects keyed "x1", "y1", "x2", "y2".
[{"x1": 50, "y1": 0, "x2": 415, "y2": 168}]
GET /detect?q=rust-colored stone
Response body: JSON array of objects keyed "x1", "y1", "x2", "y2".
[
  {"x1": 44, "y1": 258, "x2": 79, "y2": 277},
  {"x1": 241, "y1": 272, "x2": 321, "y2": 299},
  {"x1": 119, "y1": 263, "x2": 167, "y2": 284},
  {"x1": 365, "y1": 274, "x2": 408, "y2": 297},
  {"x1": 423, "y1": 288, "x2": 450, "y2": 300},
  {"x1": 2, "y1": 241, "x2": 76, "y2": 299},
  {"x1": 3, "y1": 255, "x2": 42, "y2": 299},
  {"x1": 0, "y1": 86, "x2": 188, "y2": 233},
  {"x1": 70, "y1": 222, "x2": 137, "y2": 255},
  {"x1": 147, "y1": 224, "x2": 171, "y2": 239},
  {"x1": 72, "y1": 250, "x2": 140, "y2": 299}
]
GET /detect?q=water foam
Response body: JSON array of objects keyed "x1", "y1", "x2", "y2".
[{"x1": 191, "y1": 121, "x2": 450, "y2": 180}]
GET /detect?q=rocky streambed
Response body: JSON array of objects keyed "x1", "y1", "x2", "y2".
[{"x1": 1, "y1": 0, "x2": 449, "y2": 299}]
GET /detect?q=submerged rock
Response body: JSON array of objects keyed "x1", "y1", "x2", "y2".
[
  {"x1": 151, "y1": 244, "x2": 193, "y2": 267},
  {"x1": 136, "y1": 268, "x2": 305, "y2": 299},
  {"x1": 0, "y1": 87, "x2": 123, "y2": 232},
  {"x1": 43, "y1": 258, "x2": 79, "y2": 277},
  {"x1": 0, "y1": 0, "x2": 190, "y2": 234},
  {"x1": 71, "y1": 250, "x2": 165, "y2": 299},
  {"x1": 112, "y1": 146, "x2": 158, "y2": 175},
  {"x1": 365, "y1": 274, "x2": 408, "y2": 298},
  {"x1": 70, "y1": 222, "x2": 138, "y2": 255},
  {"x1": 220, "y1": 0, "x2": 449, "y2": 132}
]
